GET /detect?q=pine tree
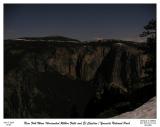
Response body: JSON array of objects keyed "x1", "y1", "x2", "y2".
[{"x1": 140, "y1": 19, "x2": 156, "y2": 88}]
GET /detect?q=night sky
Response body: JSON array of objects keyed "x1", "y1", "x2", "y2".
[{"x1": 4, "y1": 4, "x2": 156, "y2": 42}]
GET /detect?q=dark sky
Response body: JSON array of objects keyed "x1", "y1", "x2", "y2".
[{"x1": 4, "y1": 4, "x2": 156, "y2": 42}]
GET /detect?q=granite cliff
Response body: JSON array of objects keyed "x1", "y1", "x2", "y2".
[{"x1": 4, "y1": 37, "x2": 156, "y2": 118}]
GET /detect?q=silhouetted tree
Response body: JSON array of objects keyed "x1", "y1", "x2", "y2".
[
  {"x1": 140, "y1": 19, "x2": 156, "y2": 38},
  {"x1": 140, "y1": 19, "x2": 156, "y2": 53},
  {"x1": 139, "y1": 19, "x2": 156, "y2": 91}
]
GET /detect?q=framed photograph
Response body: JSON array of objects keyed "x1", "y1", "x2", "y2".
[{"x1": 1, "y1": 1, "x2": 159, "y2": 127}]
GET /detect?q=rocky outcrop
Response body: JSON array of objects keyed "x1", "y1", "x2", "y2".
[
  {"x1": 93, "y1": 43, "x2": 149, "y2": 96},
  {"x1": 112, "y1": 97, "x2": 156, "y2": 118}
]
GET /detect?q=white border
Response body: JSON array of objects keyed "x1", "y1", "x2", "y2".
[
  {"x1": 1, "y1": 0, "x2": 159, "y2": 4},
  {"x1": 1, "y1": 0, "x2": 159, "y2": 127}
]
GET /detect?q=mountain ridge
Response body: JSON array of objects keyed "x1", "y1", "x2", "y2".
[{"x1": 4, "y1": 36, "x2": 156, "y2": 118}]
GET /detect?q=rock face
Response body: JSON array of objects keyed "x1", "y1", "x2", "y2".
[
  {"x1": 4, "y1": 38, "x2": 156, "y2": 118},
  {"x1": 112, "y1": 97, "x2": 156, "y2": 118},
  {"x1": 93, "y1": 43, "x2": 148, "y2": 95},
  {"x1": 47, "y1": 46, "x2": 109, "y2": 81}
]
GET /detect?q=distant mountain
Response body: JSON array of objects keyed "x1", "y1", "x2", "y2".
[
  {"x1": 7, "y1": 36, "x2": 145, "y2": 48},
  {"x1": 15, "y1": 36, "x2": 81, "y2": 43}
]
